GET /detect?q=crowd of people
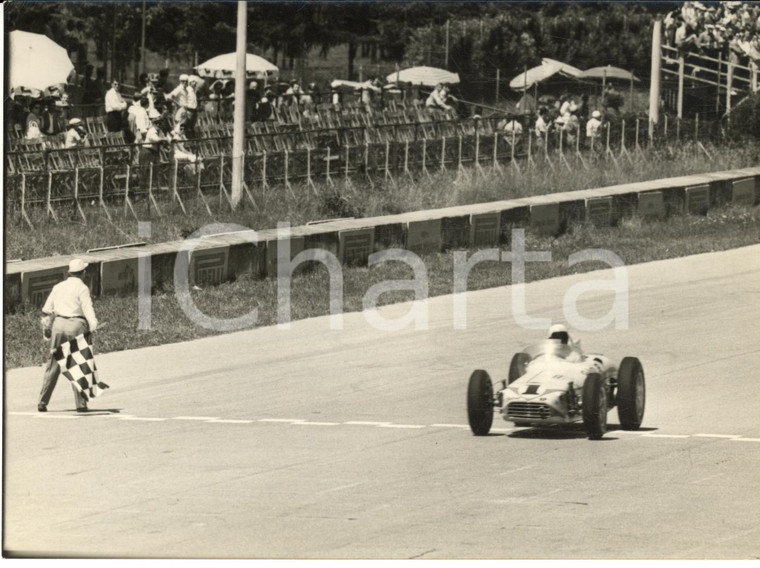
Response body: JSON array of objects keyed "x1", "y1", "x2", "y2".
[{"x1": 664, "y1": 1, "x2": 760, "y2": 64}]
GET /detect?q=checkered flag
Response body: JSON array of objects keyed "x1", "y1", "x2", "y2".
[{"x1": 53, "y1": 332, "x2": 109, "y2": 401}]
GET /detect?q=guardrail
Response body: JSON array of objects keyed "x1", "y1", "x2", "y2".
[{"x1": 5, "y1": 166, "x2": 758, "y2": 312}]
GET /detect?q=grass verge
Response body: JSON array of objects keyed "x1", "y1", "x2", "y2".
[
  {"x1": 6, "y1": 141, "x2": 759, "y2": 260},
  {"x1": 5, "y1": 204, "x2": 759, "y2": 369}
]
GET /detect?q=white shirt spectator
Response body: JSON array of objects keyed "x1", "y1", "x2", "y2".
[
  {"x1": 586, "y1": 113, "x2": 603, "y2": 140},
  {"x1": 128, "y1": 103, "x2": 150, "y2": 141},
  {"x1": 535, "y1": 114, "x2": 549, "y2": 138},
  {"x1": 64, "y1": 127, "x2": 85, "y2": 148},
  {"x1": 42, "y1": 276, "x2": 98, "y2": 331},
  {"x1": 105, "y1": 87, "x2": 127, "y2": 113},
  {"x1": 167, "y1": 83, "x2": 198, "y2": 110}
]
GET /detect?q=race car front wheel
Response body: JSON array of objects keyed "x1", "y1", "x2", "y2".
[
  {"x1": 617, "y1": 356, "x2": 645, "y2": 430},
  {"x1": 467, "y1": 370, "x2": 494, "y2": 436},
  {"x1": 582, "y1": 373, "x2": 607, "y2": 440}
]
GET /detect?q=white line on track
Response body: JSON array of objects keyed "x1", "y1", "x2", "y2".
[
  {"x1": 641, "y1": 434, "x2": 691, "y2": 439},
  {"x1": 7, "y1": 413, "x2": 760, "y2": 443},
  {"x1": 118, "y1": 416, "x2": 166, "y2": 421},
  {"x1": 693, "y1": 434, "x2": 742, "y2": 439}
]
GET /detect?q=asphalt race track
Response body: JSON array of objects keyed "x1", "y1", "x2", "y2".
[{"x1": 4, "y1": 245, "x2": 760, "y2": 559}]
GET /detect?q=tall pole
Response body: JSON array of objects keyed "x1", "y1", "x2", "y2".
[
  {"x1": 648, "y1": 19, "x2": 662, "y2": 140},
  {"x1": 141, "y1": 1, "x2": 147, "y2": 75},
  {"x1": 445, "y1": 19, "x2": 450, "y2": 69},
  {"x1": 231, "y1": 1, "x2": 247, "y2": 207}
]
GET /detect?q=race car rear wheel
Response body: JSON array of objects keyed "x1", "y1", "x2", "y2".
[
  {"x1": 617, "y1": 356, "x2": 645, "y2": 430},
  {"x1": 467, "y1": 370, "x2": 494, "y2": 436},
  {"x1": 508, "y1": 352, "x2": 531, "y2": 384},
  {"x1": 582, "y1": 373, "x2": 607, "y2": 440}
]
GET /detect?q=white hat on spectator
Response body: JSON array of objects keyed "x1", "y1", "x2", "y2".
[
  {"x1": 592, "y1": 110, "x2": 601, "y2": 118},
  {"x1": 68, "y1": 259, "x2": 89, "y2": 273},
  {"x1": 148, "y1": 109, "x2": 161, "y2": 120},
  {"x1": 180, "y1": 74, "x2": 189, "y2": 81},
  {"x1": 68, "y1": 118, "x2": 83, "y2": 127}
]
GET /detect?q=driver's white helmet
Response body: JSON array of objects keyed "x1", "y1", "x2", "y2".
[{"x1": 548, "y1": 324, "x2": 570, "y2": 345}]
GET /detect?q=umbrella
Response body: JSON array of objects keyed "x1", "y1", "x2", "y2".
[
  {"x1": 9, "y1": 30, "x2": 74, "y2": 93},
  {"x1": 330, "y1": 79, "x2": 381, "y2": 93},
  {"x1": 385, "y1": 66, "x2": 460, "y2": 87},
  {"x1": 580, "y1": 66, "x2": 640, "y2": 82},
  {"x1": 541, "y1": 58, "x2": 583, "y2": 79},
  {"x1": 509, "y1": 58, "x2": 583, "y2": 91},
  {"x1": 195, "y1": 53, "x2": 279, "y2": 81},
  {"x1": 509, "y1": 60, "x2": 563, "y2": 91}
]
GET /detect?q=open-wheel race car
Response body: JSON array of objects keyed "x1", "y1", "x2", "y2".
[{"x1": 466, "y1": 326, "x2": 645, "y2": 440}]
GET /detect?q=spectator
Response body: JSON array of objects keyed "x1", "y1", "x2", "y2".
[
  {"x1": 425, "y1": 83, "x2": 453, "y2": 112},
  {"x1": 499, "y1": 116, "x2": 523, "y2": 136},
  {"x1": 40, "y1": 98, "x2": 60, "y2": 137},
  {"x1": 586, "y1": 110, "x2": 603, "y2": 149},
  {"x1": 515, "y1": 91, "x2": 537, "y2": 115},
  {"x1": 81, "y1": 64, "x2": 103, "y2": 106},
  {"x1": 104, "y1": 80, "x2": 128, "y2": 132},
  {"x1": 25, "y1": 101, "x2": 44, "y2": 140},
  {"x1": 139, "y1": 109, "x2": 166, "y2": 186},
  {"x1": 255, "y1": 91, "x2": 274, "y2": 121},
  {"x1": 169, "y1": 122, "x2": 203, "y2": 177},
  {"x1": 534, "y1": 107, "x2": 550, "y2": 142},
  {"x1": 245, "y1": 80, "x2": 261, "y2": 122},
  {"x1": 156, "y1": 68, "x2": 173, "y2": 95},
  {"x1": 166, "y1": 74, "x2": 198, "y2": 137},
  {"x1": 561, "y1": 104, "x2": 580, "y2": 147},
  {"x1": 139, "y1": 72, "x2": 158, "y2": 115},
  {"x1": 127, "y1": 92, "x2": 150, "y2": 144},
  {"x1": 64, "y1": 118, "x2": 88, "y2": 148},
  {"x1": 285, "y1": 79, "x2": 304, "y2": 106}
]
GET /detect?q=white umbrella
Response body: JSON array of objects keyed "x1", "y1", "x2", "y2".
[
  {"x1": 580, "y1": 65, "x2": 640, "y2": 82},
  {"x1": 509, "y1": 58, "x2": 583, "y2": 91},
  {"x1": 385, "y1": 66, "x2": 460, "y2": 87},
  {"x1": 9, "y1": 30, "x2": 74, "y2": 93},
  {"x1": 195, "y1": 53, "x2": 279, "y2": 81},
  {"x1": 509, "y1": 60, "x2": 563, "y2": 91},
  {"x1": 330, "y1": 79, "x2": 381, "y2": 93},
  {"x1": 541, "y1": 58, "x2": 583, "y2": 79}
]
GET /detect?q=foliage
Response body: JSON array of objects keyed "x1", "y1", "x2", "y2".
[{"x1": 6, "y1": 2, "x2": 669, "y2": 85}]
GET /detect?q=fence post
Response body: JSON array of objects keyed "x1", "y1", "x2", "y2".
[
  {"x1": 21, "y1": 174, "x2": 34, "y2": 229},
  {"x1": 677, "y1": 55, "x2": 685, "y2": 120},
  {"x1": 440, "y1": 136, "x2": 446, "y2": 172},
  {"x1": 73, "y1": 166, "x2": 86, "y2": 223},
  {"x1": 46, "y1": 170, "x2": 58, "y2": 221}
]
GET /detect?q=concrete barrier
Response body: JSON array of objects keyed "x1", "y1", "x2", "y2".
[
  {"x1": 637, "y1": 191, "x2": 666, "y2": 219},
  {"x1": 585, "y1": 196, "x2": 613, "y2": 227},
  {"x1": 732, "y1": 178, "x2": 757, "y2": 206},
  {"x1": 5, "y1": 166, "x2": 759, "y2": 311},
  {"x1": 685, "y1": 184, "x2": 711, "y2": 215}
]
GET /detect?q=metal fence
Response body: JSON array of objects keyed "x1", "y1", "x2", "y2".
[{"x1": 6, "y1": 109, "x2": 726, "y2": 226}]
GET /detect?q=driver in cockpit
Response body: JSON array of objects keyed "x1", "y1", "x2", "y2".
[{"x1": 548, "y1": 324, "x2": 584, "y2": 361}]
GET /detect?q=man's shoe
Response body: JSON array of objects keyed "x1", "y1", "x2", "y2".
[
  {"x1": 76, "y1": 407, "x2": 88, "y2": 413},
  {"x1": 37, "y1": 404, "x2": 47, "y2": 413}
]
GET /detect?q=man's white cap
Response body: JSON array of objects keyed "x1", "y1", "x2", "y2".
[
  {"x1": 69, "y1": 259, "x2": 89, "y2": 273},
  {"x1": 68, "y1": 117, "x2": 83, "y2": 126},
  {"x1": 548, "y1": 324, "x2": 567, "y2": 336},
  {"x1": 592, "y1": 110, "x2": 601, "y2": 118},
  {"x1": 179, "y1": 74, "x2": 189, "y2": 81},
  {"x1": 148, "y1": 109, "x2": 161, "y2": 119}
]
